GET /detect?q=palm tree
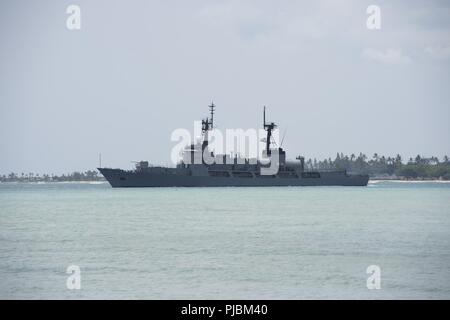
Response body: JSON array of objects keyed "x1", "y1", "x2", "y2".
[
  {"x1": 373, "y1": 153, "x2": 379, "y2": 163},
  {"x1": 415, "y1": 155, "x2": 422, "y2": 164}
]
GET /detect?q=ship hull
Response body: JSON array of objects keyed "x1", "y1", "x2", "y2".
[{"x1": 98, "y1": 168, "x2": 369, "y2": 187}]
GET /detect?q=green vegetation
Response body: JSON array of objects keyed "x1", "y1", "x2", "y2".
[
  {"x1": 0, "y1": 170, "x2": 104, "y2": 182},
  {"x1": 304, "y1": 153, "x2": 450, "y2": 180}
]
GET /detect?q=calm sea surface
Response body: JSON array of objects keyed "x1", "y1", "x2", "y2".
[{"x1": 0, "y1": 181, "x2": 449, "y2": 299}]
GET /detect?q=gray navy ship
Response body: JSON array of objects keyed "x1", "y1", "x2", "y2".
[{"x1": 99, "y1": 104, "x2": 369, "y2": 187}]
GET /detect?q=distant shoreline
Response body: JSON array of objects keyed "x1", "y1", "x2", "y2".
[
  {"x1": 2, "y1": 153, "x2": 449, "y2": 183},
  {"x1": 1, "y1": 179, "x2": 449, "y2": 184},
  {"x1": 0, "y1": 180, "x2": 107, "y2": 184},
  {"x1": 369, "y1": 179, "x2": 450, "y2": 183}
]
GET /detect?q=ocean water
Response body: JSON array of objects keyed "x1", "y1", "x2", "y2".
[{"x1": 0, "y1": 181, "x2": 449, "y2": 299}]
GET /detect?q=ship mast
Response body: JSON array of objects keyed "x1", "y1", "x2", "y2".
[
  {"x1": 202, "y1": 102, "x2": 215, "y2": 151},
  {"x1": 263, "y1": 106, "x2": 276, "y2": 156},
  {"x1": 209, "y1": 102, "x2": 215, "y2": 129}
]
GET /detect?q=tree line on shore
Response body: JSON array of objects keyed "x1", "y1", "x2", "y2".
[
  {"x1": 0, "y1": 170, "x2": 104, "y2": 182},
  {"x1": 302, "y1": 153, "x2": 450, "y2": 179},
  {"x1": 1, "y1": 153, "x2": 450, "y2": 182}
]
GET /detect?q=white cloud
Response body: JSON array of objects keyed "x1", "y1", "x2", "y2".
[
  {"x1": 425, "y1": 44, "x2": 450, "y2": 59},
  {"x1": 362, "y1": 48, "x2": 412, "y2": 64}
]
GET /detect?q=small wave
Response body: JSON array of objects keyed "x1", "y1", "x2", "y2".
[
  {"x1": 399, "y1": 180, "x2": 449, "y2": 184},
  {"x1": 0, "y1": 181, "x2": 108, "y2": 185},
  {"x1": 370, "y1": 179, "x2": 450, "y2": 184},
  {"x1": 80, "y1": 181, "x2": 107, "y2": 185},
  {"x1": 53, "y1": 181, "x2": 108, "y2": 185}
]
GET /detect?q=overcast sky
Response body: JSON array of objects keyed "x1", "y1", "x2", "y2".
[{"x1": 1, "y1": 0, "x2": 449, "y2": 174}]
